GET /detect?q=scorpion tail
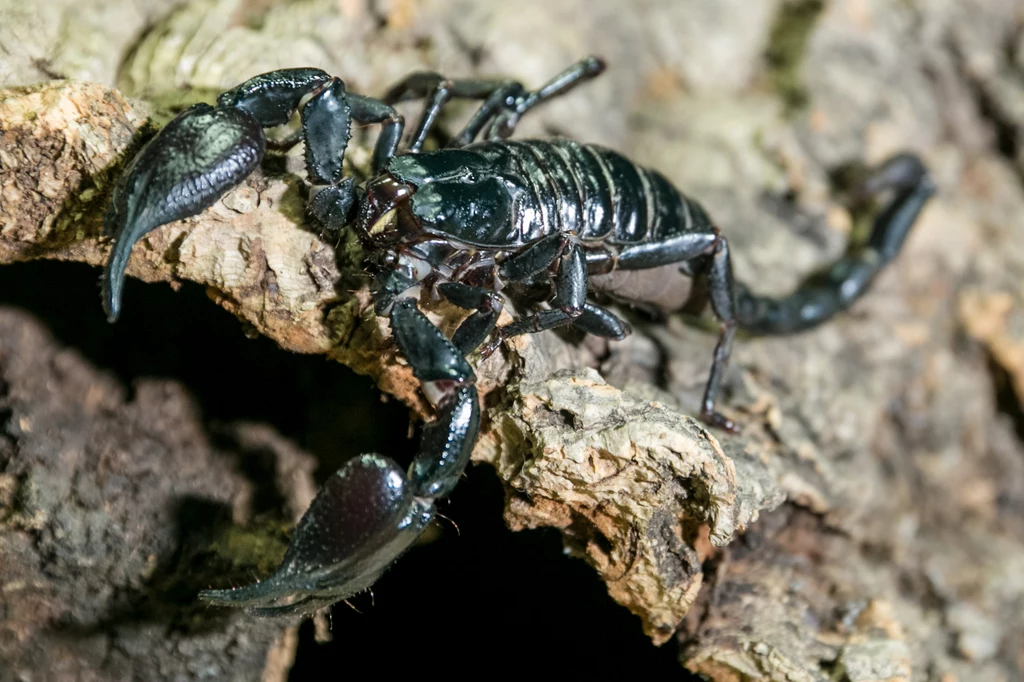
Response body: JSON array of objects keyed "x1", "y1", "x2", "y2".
[
  {"x1": 102, "y1": 103, "x2": 266, "y2": 322},
  {"x1": 735, "y1": 153, "x2": 936, "y2": 336}
]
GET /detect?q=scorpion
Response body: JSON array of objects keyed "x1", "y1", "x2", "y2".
[{"x1": 99, "y1": 57, "x2": 936, "y2": 616}]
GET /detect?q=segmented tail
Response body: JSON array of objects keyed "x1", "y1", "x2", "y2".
[{"x1": 735, "y1": 154, "x2": 936, "y2": 335}]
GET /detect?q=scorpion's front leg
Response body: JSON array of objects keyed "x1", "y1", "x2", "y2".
[
  {"x1": 200, "y1": 298, "x2": 479, "y2": 616},
  {"x1": 383, "y1": 72, "x2": 525, "y2": 153}
]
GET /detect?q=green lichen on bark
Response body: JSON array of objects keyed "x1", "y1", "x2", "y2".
[{"x1": 765, "y1": 0, "x2": 826, "y2": 113}]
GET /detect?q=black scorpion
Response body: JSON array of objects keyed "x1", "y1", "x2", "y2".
[{"x1": 100, "y1": 57, "x2": 936, "y2": 615}]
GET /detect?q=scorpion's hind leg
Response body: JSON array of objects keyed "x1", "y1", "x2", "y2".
[
  {"x1": 692, "y1": 235, "x2": 741, "y2": 432},
  {"x1": 101, "y1": 103, "x2": 267, "y2": 322},
  {"x1": 201, "y1": 298, "x2": 479, "y2": 616}
]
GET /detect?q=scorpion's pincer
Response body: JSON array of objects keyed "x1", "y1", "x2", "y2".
[
  {"x1": 200, "y1": 453, "x2": 434, "y2": 617},
  {"x1": 102, "y1": 103, "x2": 266, "y2": 322},
  {"x1": 201, "y1": 297, "x2": 480, "y2": 616}
]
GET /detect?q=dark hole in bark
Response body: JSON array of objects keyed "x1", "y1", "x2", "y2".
[{"x1": 0, "y1": 260, "x2": 691, "y2": 678}]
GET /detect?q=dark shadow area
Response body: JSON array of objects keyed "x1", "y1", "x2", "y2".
[
  {"x1": 290, "y1": 463, "x2": 684, "y2": 677},
  {"x1": 988, "y1": 353, "x2": 1024, "y2": 443},
  {"x1": 0, "y1": 260, "x2": 410, "y2": 470},
  {"x1": 0, "y1": 259, "x2": 687, "y2": 678}
]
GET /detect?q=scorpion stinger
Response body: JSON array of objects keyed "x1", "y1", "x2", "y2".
[{"x1": 98, "y1": 56, "x2": 934, "y2": 616}]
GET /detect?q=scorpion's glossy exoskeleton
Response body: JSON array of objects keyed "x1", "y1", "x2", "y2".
[{"x1": 100, "y1": 57, "x2": 936, "y2": 616}]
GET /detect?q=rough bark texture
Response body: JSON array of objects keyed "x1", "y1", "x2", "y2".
[
  {"x1": 0, "y1": 309, "x2": 314, "y2": 681},
  {"x1": 2, "y1": 0, "x2": 1024, "y2": 680}
]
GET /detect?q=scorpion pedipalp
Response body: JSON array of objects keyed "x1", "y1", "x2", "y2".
[
  {"x1": 101, "y1": 103, "x2": 266, "y2": 322},
  {"x1": 200, "y1": 453, "x2": 434, "y2": 616},
  {"x1": 199, "y1": 298, "x2": 480, "y2": 615}
]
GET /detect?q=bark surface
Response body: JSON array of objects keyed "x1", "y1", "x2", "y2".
[{"x1": 2, "y1": 0, "x2": 1024, "y2": 680}]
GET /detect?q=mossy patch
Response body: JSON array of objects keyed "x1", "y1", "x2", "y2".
[
  {"x1": 765, "y1": 0, "x2": 826, "y2": 114},
  {"x1": 204, "y1": 519, "x2": 291, "y2": 577}
]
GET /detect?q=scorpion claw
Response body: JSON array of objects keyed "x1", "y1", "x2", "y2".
[
  {"x1": 102, "y1": 103, "x2": 266, "y2": 322},
  {"x1": 200, "y1": 453, "x2": 434, "y2": 615},
  {"x1": 202, "y1": 300, "x2": 479, "y2": 617}
]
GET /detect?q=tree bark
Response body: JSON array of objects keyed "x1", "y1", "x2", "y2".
[{"x1": 2, "y1": 0, "x2": 1024, "y2": 679}]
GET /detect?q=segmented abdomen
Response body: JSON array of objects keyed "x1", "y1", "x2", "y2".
[{"x1": 469, "y1": 139, "x2": 711, "y2": 245}]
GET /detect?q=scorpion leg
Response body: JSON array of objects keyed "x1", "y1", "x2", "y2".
[
  {"x1": 615, "y1": 232, "x2": 718, "y2": 269},
  {"x1": 201, "y1": 298, "x2": 479, "y2": 615},
  {"x1": 499, "y1": 231, "x2": 565, "y2": 280},
  {"x1": 484, "y1": 241, "x2": 588, "y2": 355},
  {"x1": 484, "y1": 56, "x2": 605, "y2": 141},
  {"x1": 574, "y1": 303, "x2": 632, "y2": 340},
  {"x1": 383, "y1": 72, "x2": 524, "y2": 152},
  {"x1": 575, "y1": 248, "x2": 632, "y2": 339},
  {"x1": 437, "y1": 282, "x2": 505, "y2": 355},
  {"x1": 450, "y1": 82, "x2": 527, "y2": 147},
  {"x1": 691, "y1": 234, "x2": 740, "y2": 432},
  {"x1": 380, "y1": 56, "x2": 604, "y2": 149},
  {"x1": 402, "y1": 79, "x2": 452, "y2": 153}
]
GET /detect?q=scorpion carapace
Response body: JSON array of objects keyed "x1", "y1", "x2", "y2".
[{"x1": 99, "y1": 57, "x2": 935, "y2": 616}]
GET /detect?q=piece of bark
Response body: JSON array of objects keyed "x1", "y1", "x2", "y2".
[
  {"x1": 476, "y1": 369, "x2": 786, "y2": 642},
  {"x1": 2, "y1": 0, "x2": 1024, "y2": 679}
]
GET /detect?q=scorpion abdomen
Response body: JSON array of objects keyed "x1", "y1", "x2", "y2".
[
  {"x1": 391, "y1": 137, "x2": 712, "y2": 250},
  {"x1": 410, "y1": 139, "x2": 715, "y2": 250}
]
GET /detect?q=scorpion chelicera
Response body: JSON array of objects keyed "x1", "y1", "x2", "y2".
[{"x1": 99, "y1": 57, "x2": 936, "y2": 616}]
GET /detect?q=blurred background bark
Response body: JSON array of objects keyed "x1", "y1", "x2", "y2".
[{"x1": 2, "y1": 0, "x2": 1024, "y2": 680}]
